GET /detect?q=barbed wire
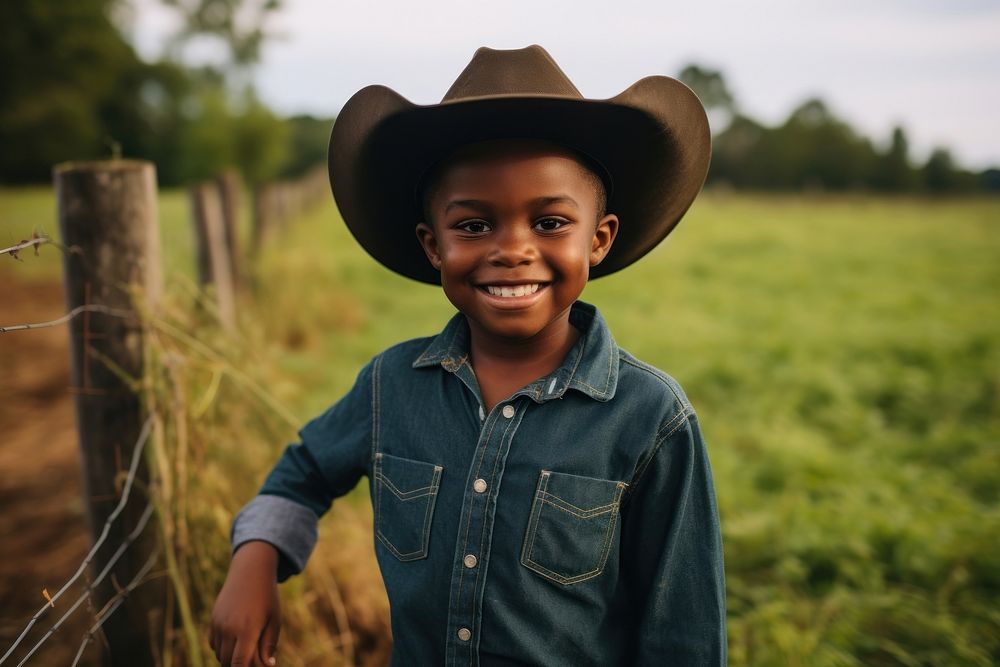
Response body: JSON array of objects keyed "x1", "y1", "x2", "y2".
[
  {"x1": 12, "y1": 501, "x2": 156, "y2": 667},
  {"x1": 1, "y1": 234, "x2": 50, "y2": 259},
  {"x1": 68, "y1": 550, "x2": 161, "y2": 667},
  {"x1": 0, "y1": 415, "x2": 154, "y2": 665},
  {"x1": 0, "y1": 304, "x2": 135, "y2": 334}
]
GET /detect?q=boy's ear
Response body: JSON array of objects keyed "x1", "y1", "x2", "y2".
[
  {"x1": 590, "y1": 214, "x2": 619, "y2": 267},
  {"x1": 415, "y1": 222, "x2": 442, "y2": 270}
]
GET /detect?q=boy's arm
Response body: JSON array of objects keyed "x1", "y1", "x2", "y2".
[
  {"x1": 231, "y1": 357, "x2": 378, "y2": 580},
  {"x1": 621, "y1": 411, "x2": 727, "y2": 666},
  {"x1": 212, "y1": 360, "x2": 377, "y2": 665}
]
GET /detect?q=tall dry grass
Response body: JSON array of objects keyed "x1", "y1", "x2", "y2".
[{"x1": 133, "y1": 273, "x2": 392, "y2": 667}]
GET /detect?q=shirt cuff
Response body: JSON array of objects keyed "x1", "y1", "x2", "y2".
[{"x1": 231, "y1": 494, "x2": 319, "y2": 582}]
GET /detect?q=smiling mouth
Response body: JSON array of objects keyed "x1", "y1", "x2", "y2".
[{"x1": 480, "y1": 283, "x2": 544, "y2": 298}]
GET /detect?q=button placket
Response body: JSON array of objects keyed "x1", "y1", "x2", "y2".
[{"x1": 445, "y1": 400, "x2": 524, "y2": 666}]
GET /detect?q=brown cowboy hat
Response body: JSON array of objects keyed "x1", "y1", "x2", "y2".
[{"x1": 328, "y1": 44, "x2": 710, "y2": 284}]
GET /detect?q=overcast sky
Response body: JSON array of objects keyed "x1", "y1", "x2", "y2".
[{"x1": 129, "y1": 0, "x2": 1000, "y2": 169}]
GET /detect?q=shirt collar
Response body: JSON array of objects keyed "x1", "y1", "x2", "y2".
[{"x1": 411, "y1": 301, "x2": 619, "y2": 403}]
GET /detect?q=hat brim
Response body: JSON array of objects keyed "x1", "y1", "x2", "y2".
[{"x1": 329, "y1": 76, "x2": 710, "y2": 285}]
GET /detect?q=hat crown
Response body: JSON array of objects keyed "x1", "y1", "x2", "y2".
[{"x1": 442, "y1": 45, "x2": 583, "y2": 101}]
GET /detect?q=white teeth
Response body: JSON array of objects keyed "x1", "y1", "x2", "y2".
[{"x1": 485, "y1": 283, "x2": 540, "y2": 297}]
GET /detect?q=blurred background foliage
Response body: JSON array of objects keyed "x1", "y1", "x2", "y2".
[
  {"x1": 678, "y1": 64, "x2": 996, "y2": 193},
  {"x1": 0, "y1": 0, "x2": 316, "y2": 186},
  {"x1": 1, "y1": 1, "x2": 997, "y2": 191}
]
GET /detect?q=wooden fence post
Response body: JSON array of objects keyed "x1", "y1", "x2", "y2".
[
  {"x1": 190, "y1": 182, "x2": 237, "y2": 331},
  {"x1": 252, "y1": 184, "x2": 273, "y2": 254},
  {"x1": 54, "y1": 159, "x2": 164, "y2": 667},
  {"x1": 250, "y1": 167, "x2": 332, "y2": 260},
  {"x1": 215, "y1": 170, "x2": 243, "y2": 292}
]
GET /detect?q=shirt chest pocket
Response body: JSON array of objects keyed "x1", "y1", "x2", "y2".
[
  {"x1": 373, "y1": 452, "x2": 443, "y2": 562},
  {"x1": 520, "y1": 469, "x2": 628, "y2": 585}
]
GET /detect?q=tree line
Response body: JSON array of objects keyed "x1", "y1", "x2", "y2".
[
  {"x1": 678, "y1": 65, "x2": 999, "y2": 194},
  {"x1": 0, "y1": 0, "x2": 323, "y2": 187},
  {"x1": 1, "y1": 3, "x2": 996, "y2": 193}
]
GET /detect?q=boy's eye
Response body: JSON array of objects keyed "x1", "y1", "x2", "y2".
[
  {"x1": 456, "y1": 219, "x2": 491, "y2": 233},
  {"x1": 534, "y1": 217, "x2": 568, "y2": 231}
]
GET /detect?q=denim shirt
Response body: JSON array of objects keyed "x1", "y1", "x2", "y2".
[{"x1": 232, "y1": 301, "x2": 726, "y2": 666}]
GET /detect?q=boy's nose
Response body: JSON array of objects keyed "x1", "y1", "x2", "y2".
[{"x1": 487, "y1": 224, "x2": 536, "y2": 267}]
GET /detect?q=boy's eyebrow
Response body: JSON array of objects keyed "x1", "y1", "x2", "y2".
[
  {"x1": 444, "y1": 199, "x2": 491, "y2": 215},
  {"x1": 532, "y1": 195, "x2": 580, "y2": 208},
  {"x1": 443, "y1": 195, "x2": 580, "y2": 215}
]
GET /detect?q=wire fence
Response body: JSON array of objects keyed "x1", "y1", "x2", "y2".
[
  {"x1": 68, "y1": 551, "x2": 161, "y2": 667},
  {"x1": 0, "y1": 304, "x2": 135, "y2": 334},
  {"x1": 0, "y1": 416, "x2": 159, "y2": 666},
  {"x1": 1, "y1": 163, "x2": 354, "y2": 666},
  {"x1": 0, "y1": 232, "x2": 51, "y2": 259}
]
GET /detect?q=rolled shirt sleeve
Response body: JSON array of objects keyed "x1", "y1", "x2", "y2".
[
  {"x1": 231, "y1": 495, "x2": 320, "y2": 581},
  {"x1": 621, "y1": 411, "x2": 727, "y2": 665},
  {"x1": 231, "y1": 357, "x2": 377, "y2": 581}
]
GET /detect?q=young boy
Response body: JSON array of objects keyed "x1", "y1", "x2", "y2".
[{"x1": 211, "y1": 45, "x2": 725, "y2": 666}]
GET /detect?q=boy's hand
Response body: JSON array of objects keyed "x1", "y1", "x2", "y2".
[{"x1": 210, "y1": 540, "x2": 282, "y2": 666}]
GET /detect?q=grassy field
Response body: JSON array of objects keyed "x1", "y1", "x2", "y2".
[{"x1": 2, "y1": 187, "x2": 998, "y2": 665}]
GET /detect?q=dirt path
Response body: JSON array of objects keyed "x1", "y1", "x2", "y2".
[{"x1": 0, "y1": 274, "x2": 98, "y2": 666}]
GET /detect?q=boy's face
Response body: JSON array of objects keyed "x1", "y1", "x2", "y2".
[{"x1": 415, "y1": 140, "x2": 619, "y2": 342}]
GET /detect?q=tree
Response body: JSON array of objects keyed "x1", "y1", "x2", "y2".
[
  {"x1": 0, "y1": 0, "x2": 149, "y2": 181},
  {"x1": 872, "y1": 126, "x2": 916, "y2": 192},
  {"x1": 231, "y1": 90, "x2": 290, "y2": 185},
  {"x1": 0, "y1": 0, "x2": 299, "y2": 185},
  {"x1": 771, "y1": 98, "x2": 879, "y2": 190},
  {"x1": 155, "y1": 0, "x2": 294, "y2": 185},
  {"x1": 677, "y1": 64, "x2": 737, "y2": 134},
  {"x1": 711, "y1": 114, "x2": 765, "y2": 187},
  {"x1": 980, "y1": 168, "x2": 1000, "y2": 193},
  {"x1": 923, "y1": 148, "x2": 959, "y2": 192},
  {"x1": 159, "y1": 0, "x2": 284, "y2": 71},
  {"x1": 282, "y1": 114, "x2": 335, "y2": 179}
]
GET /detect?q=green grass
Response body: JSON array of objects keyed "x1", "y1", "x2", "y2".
[
  {"x1": 253, "y1": 191, "x2": 1000, "y2": 664},
  {"x1": 3, "y1": 186, "x2": 998, "y2": 665},
  {"x1": 0, "y1": 185, "x2": 194, "y2": 284}
]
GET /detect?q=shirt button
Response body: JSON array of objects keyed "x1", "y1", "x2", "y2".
[
  {"x1": 502, "y1": 404, "x2": 515, "y2": 418},
  {"x1": 457, "y1": 627, "x2": 472, "y2": 641},
  {"x1": 473, "y1": 478, "x2": 488, "y2": 493},
  {"x1": 463, "y1": 554, "x2": 478, "y2": 568}
]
